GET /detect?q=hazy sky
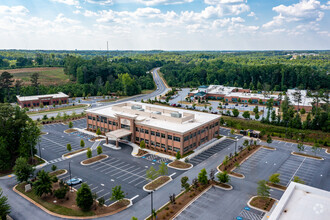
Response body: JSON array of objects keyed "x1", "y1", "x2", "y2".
[{"x1": 1, "y1": 0, "x2": 329, "y2": 50}]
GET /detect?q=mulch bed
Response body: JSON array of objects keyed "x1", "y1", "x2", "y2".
[
  {"x1": 261, "y1": 145, "x2": 276, "y2": 150},
  {"x1": 266, "y1": 182, "x2": 287, "y2": 191},
  {"x1": 16, "y1": 182, "x2": 129, "y2": 217},
  {"x1": 250, "y1": 196, "x2": 276, "y2": 212},
  {"x1": 82, "y1": 155, "x2": 107, "y2": 165},
  {"x1": 64, "y1": 129, "x2": 77, "y2": 133},
  {"x1": 149, "y1": 183, "x2": 211, "y2": 220},
  {"x1": 218, "y1": 145, "x2": 261, "y2": 177},
  {"x1": 49, "y1": 169, "x2": 66, "y2": 177},
  {"x1": 145, "y1": 176, "x2": 171, "y2": 191},
  {"x1": 136, "y1": 149, "x2": 148, "y2": 156},
  {"x1": 63, "y1": 148, "x2": 87, "y2": 157},
  {"x1": 213, "y1": 181, "x2": 231, "y2": 189},
  {"x1": 292, "y1": 152, "x2": 323, "y2": 160},
  {"x1": 168, "y1": 160, "x2": 192, "y2": 169}
]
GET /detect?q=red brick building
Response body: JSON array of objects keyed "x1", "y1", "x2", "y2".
[{"x1": 16, "y1": 92, "x2": 69, "y2": 108}]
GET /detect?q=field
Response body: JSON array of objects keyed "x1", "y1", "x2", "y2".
[{"x1": 2, "y1": 67, "x2": 70, "y2": 85}]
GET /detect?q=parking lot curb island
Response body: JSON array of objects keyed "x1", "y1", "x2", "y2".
[
  {"x1": 143, "y1": 176, "x2": 173, "y2": 192},
  {"x1": 167, "y1": 162, "x2": 193, "y2": 171},
  {"x1": 247, "y1": 196, "x2": 278, "y2": 213},
  {"x1": 80, "y1": 154, "x2": 109, "y2": 166}
]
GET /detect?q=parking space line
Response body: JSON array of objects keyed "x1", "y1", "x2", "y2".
[
  {"x1": 98, "y1": 192, "x2": 111, "y2": 200},
  {"x1": 287, "y1": 157, "x2": 306, "y2": 186},
  {"x1": 95, "y1": 189, "x2": 104, "y2": 194},
  {"x1": 97, "y1": 161, "x2": 146, "y2": 179},
  {"x1": 91, "y1": 186, "x2": 99, "y2": 191},
  {"x1": 134, "y1": 179, "x2": 148, "y2": 186}
]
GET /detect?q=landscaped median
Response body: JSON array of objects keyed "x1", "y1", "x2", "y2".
[
  {"x1": 143, "y1": 176, "x2": 172, "y2": 192},
  {"x1": 62, "y1": 148, "x2": 89, "y2": 159},
  {"x1": 168, "y1": 160, "x2": 193, "y2": 170},
  {"x1": 14, "y1": 181, "x2": 131, "y2": 219},
  {"x1": 136, "y1": 149, "x2": 148, "y2": 157},
  {"x1": 81, "y1": 154, "x2": 108, "y2": 165},
  {"x1": 292, "y1": 151, "x2": 324, "y2": 160},
  {"x1": 261, "y1": 145, "x2": 276, "y2": 150},
  {"x1": 49, "y1": 169, "x2": 67, "y2": 177},
  {"x1": 64, "y1": 128, "x2": 77, "y2": 134},
  {"x1": 248, "y1": 196, "x2": 276, "y2": 212},
  {"x1": 266, "y1": 182, "x2": 287, "y2": 191}
]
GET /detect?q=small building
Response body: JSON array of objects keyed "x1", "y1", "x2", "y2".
[
  {"x1": 17, "y1": 92, "x2": 69, "y2": 108},
  {"x1": 268, "y1": 182, "x2": 330, "y2": 220},
  {"x1": 86, "y1": 101, "x2": 221, "y2": 156}
]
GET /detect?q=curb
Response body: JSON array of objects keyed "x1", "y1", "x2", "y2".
[
  {"x1": 62, "y1": 149, "x2": 89, "y2": 160},
  {"x1": 50, "y1": 169, "x2": 68, "y2": 177},
  {"x1": 213, "y1": 183, "x2": 233, "y2": 191},
  {"x1": 167, "y1": 162, "x2": 193, "y2": 171},
  {"x1": 291, "y1": 152, "x2": 324, "y2": 161},
  {"x1": 80, "y1": 154, "x2": 109, "y2": 166},
  {"x1": 261, "y1": 146, "x2": 276, "y2": 151},
  {"x1": 247, "y1": 196, "x2": 278, "y2": 213},
  {"x1": 266, "y1": 183, "x2": 286, "y2": 192},
  {"x1": 143, "y1": 176, "x2": 172, "y2": 192},
  {"x1": 216, "y1": 165, "x2": 245, "y2": 179},
  {"x1": 103, "y1": 143, "x2": 121, "y2": 150}
]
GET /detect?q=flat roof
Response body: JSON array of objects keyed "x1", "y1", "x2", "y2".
[
  {"x1": 269, "y1": 182, "x2": 330, "y2": 220},
  {"x1": 16, "y1": 92, "x2": 68, "y2": 102},
  {"x1": 86, "y1": 101, "x2": 220, "y2": 134}
]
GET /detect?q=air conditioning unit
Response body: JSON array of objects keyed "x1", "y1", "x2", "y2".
[{"x1": 170, "y1": 112, "x2": 182, "y2": 118}]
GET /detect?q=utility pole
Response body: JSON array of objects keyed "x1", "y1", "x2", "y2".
[{"x1": 38, "y1": 140, "x2": 42, "y2": 159}]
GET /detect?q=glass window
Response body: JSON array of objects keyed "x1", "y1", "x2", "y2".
[
  {"x1": 93, "y1": 117, "x2": 96, "y2": 121},
  {"x1": 174, "y1": 136, "x2": 181, "y2": 142},
  {"x1": 145, "y1": 130, "x2": 149, "y2": 134},
  {"x1": 156, "y1": 142, "x2": 160, "y2": 147},
  {"x1": 151, "y1": 131, "x2": 155, "y2": 136},
  {"x1": 145, "y1": 140, "x2": 149, "y2": 144},
  {"x1": 168, "y1": 145, "x2": 172, "y2": 150},
  {"x1": 108, "y1": 121, "x2": 112, "y2": 125},
  {"x1": 141, "y1": 128, "x2": 144, "y2": 133},
  {"x1": 161, "y1": 133, "x2": 165, "y2": 138},
  {"x1": 88, "y1": 116, "x2": 92, "y2": 120},
  {"x1": 167, "y1": 135, "x2": 172, "y2": 140},
  {"x1": 156, "y1": 132, "x2": 160, "y2": 137},
  {"x1": 173, "y1": 147, "x2": 180, "y2": 152},
  {"x1": 136, "y1": 127, "x2": 139, "y2": 132},
  {"x1": 136, "y1": 137, "x2": 139, "y2": 141}
]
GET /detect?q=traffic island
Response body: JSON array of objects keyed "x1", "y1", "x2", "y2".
[
  {"x1": 261, "y1": 145, "x2": 276, "y2": 150},
  {"x1": 64, "y1": 129, "x2": 77, "y2": 134},
  {"x1": 266, "y1": 182, "x2": 287, "y2": 191},
  {"x1": 248, "y1": 196, "x2": 276, "y2": 212},
  {"x1": 168, "y1": 160, "x2": 193, "y2": 170},
  {"x1": 136, "y1": 149, "x2": 148, "y2": 157},
  {"x1": 49, "y1": 169, "x2": 67, "y2": 177},
  {"x1": 63, "y1": 148, "x2": 89, "y2": 159},
  {"x1": 292, "y1": 152, "x2": 324, "y2": 160},
  {"x1": 143, "y1": 176, "x2": 171, "y2": 192},
  {"x1": 14, "y1": 182, "x2": 131, "y2": 219},
  {"x1": 81, "y1": 154, "x2": 108, "y2": 165}
]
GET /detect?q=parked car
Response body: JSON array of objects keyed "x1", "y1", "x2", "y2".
[
  {"x1": 241, "y1": 104, "x2": 244, "y2": 107},
  {"x1": 245, "y1": 104, "x2": 248, "y2": 107},
  {"x1": 235, "y1": 103, "x2": 238, "y2": 106},
  {"x1": 225, "y1": 103, "x2": 229, "y2": 105},
  {"x1": 66, "y1": 178, "x2": 82, "y2": 186}
]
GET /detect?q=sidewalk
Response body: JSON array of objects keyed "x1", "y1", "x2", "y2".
[{"x1": 127, "y1": 141, "x2": 176, "y2": 160}]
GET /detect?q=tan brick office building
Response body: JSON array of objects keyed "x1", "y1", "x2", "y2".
[{"x1": 86, "y1": 101, "x2": 221, "y2": 156}]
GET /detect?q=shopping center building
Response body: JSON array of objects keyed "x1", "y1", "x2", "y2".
[
  {"x1": 86, "y1": 101, "x2": 221, "y2": 155},
  {"x1": 16, "y1": 92, "x2": 69, "y2": 108}
]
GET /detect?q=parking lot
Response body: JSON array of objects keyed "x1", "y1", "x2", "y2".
[
  {"x1": 141, "y1": 154, "x2": 172, "y2": 165},
  {"x1": 189, "y1": 139, "x2": 235, "y2": 165},
  {"x1": 72, "y1": 118, "x2": 87, "y2": 129}
]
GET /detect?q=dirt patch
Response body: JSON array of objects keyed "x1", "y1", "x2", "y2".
[
  {"x1": 65, "y1": 129, "x2": 77, "y2": 133},
  {"x1": 15, "y1": 182, "x2": 130, "y2": 217},
  {"x1": 144, "y1": 176, "x2": 171, "y2": 191},
  {"x1": 261, "y1": 145, "x2": 276, "y2": 150},
  {"x1": 50, "y1": 169, "x2": 66, "y2": 177},
  {"x1": 168, "y1": 161, "x2": 192, "y2": 169},
  {"x1": 292, "y1": 152, "x2": 323, "y2": 160},
  {"x1": 82, "y1": 155, "x2": 107, "y2": 165},
  {"x1": 63, "y1": 148, "x2": 88, "y2": 157},
  {"x1": 4, "y1": 67, "x2": 61, "y2": 74},
  {"x1": 266, "y1": 182, "x2": 287, "y2": 191},
  {"x1": 136, "y1": 149, "x2": 148, "y2": 157},
  {"x1": 250, "y1": 196, "x2": 276, "y2": 212}
]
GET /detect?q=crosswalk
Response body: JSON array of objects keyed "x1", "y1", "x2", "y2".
[
  {"x1": 238, "y1": 210, "x2": 264, "y2": 220},
  {"x1": 48, "y1": 157, "x2": 65, "y2": 164},
  {"x1": 143, "y1": 154, "x2": 171, "y2": 164}
]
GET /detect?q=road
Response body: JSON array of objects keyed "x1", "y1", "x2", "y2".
[{"x1": 29, "y1": 68, "x2": 169, "y2": 120}]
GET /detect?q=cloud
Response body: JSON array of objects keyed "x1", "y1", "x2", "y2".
[
  {"x1": 138, "y1": 0, "x2": 193, "y2": 6},
  {"x1": 0, "y1": 5, "x2": 29, "y2": 16},
  {"x1": 50, "y1": 0, "x2": 79, "y2": 6},
  {"x1": 204, "y1": 0, "x2": 245, "y2": 5},
  {"x1": 55, "y1": 13, "x2": 80, "y2": 24},
  {"x1": 85, "y1": 0, "x2": 113, "y2": 5}
]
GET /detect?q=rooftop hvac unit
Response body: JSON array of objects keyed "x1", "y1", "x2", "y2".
[
  {"x1": 131, "y1": 105, "x2": 142, "y2": 110},
  {"x1": 153, "y1": 111, "x2": 161, "y2": 115},
  {"x1": 170, "y1": 112, "x2": 182, "y2": 118},
  {"x1": 137, "y1": 108, "x2": 145, "y2": 112}
]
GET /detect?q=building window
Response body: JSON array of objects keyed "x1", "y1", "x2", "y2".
[
  {"x1": 121, "y1": 124, "x2": 130, "y2": 130},
  {"x1": 190, "y1": 134, "x2": 192, "y2": 139},
  {"x1": 88, "y1": 116, "x2": 92, "y2": 120},
  {"x1": 141, "y1": 128, "x2": 144, "y2": 133},
  {"x1": 161, "y1": 133, "x2": 165, "y2": 138},
  {"x1": 173, "y1": 147, "x2": 180, "y2": 152},
  {"x1": 156, "y1": 132, "x2": 160, "y2": 137},
  {"x1": 136, "y1": 137, "x2": 139, "y2": 141},
  {"x1": 173, "y1": 136, "x2": 181, "y2": 142},
  {"x1": 167, "y1": 135, "x2": 172, "y2": 140},
  {"x1": 145, "y1": 129, "x2": 149, "y2": 134},
  {"x1": 151, "y1": 131, "x2": 155, "y2": 136},
  {"x1": 151, "y1": 141, "x2": 155, "y2": 146},
  {"x1": 156, "y1": 142, "x2": 160, "y2": 147},
  {"x1": 215, "y1": 122, "x2": 219, "y2": 126},
  {"x1": 145, "y1": 140, "x2": 149, "y2": 144},
  {"x1": 93, "y1": 117, "x2": 96, "y2": 121},
  {"x1": 168, "y1": 145, "x2": 172, "y2": 150},
  {"x1": 198, "y1": 130, "x2": 200, "y2": 135},
  {"x1": 88, "y1": 124, "x2": 92, "y2": 128},
  {"x1": 97, "y1": 117, "x2": 100, "y2": 122},
  {"x1": 109, "y1": 121, "x2": 112, "y2": 125},
  {"x1": 193, "y1": 132, "x2": 196, "y2": 137},
  {"x1": 136, "y1": 127, "x2": 139, "y2": 132},
  {"x1": 161, "y1": 144, "x2": 165, "y2": 149}
]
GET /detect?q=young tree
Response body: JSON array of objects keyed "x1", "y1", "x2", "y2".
[
  {"x1": 312, "y1": 143, "x2": 320, "y2": 156},
  {"x1": 110, "y1": 185, "x2": 125, "y2": 201},
  {"x1": 181, "y1": 176, "x2": 190, "y2": 192},
  {"x1": 97, "y1": 146, "x2": 103, "y2": 155},
  {"x1": 232, "y1": 109, "x2": 239, "y2": 117},
  {"x1": 292, "y1": 176, "x2": 305, "y2": 184},
  {"x1": 139, "y1": 140, "x2": 145, "y2": 149},
  {"x1": 54, "y1": 184, "x2": 69, "y2": 200},
  {"x1": 198, "y1": 168, "x2": 208, "y2": 185},
  {"x1": 158, "y1": 162, "x2": 168, "y2": 176},
  {"x1": 253, "y1": 106, "x2": 259, "y2": 114},
  {"x1": 243, "y1": 139, "x2": 249, "y2": 148},
  {"x1": 217, "y1": 171, "x2": 230, "y2": 184},
  {"x1": 13, "y1": 157, "x2": 35, "y2": 183},
  {"x1": 131, "y1": 217, "x2": 138, "y2": 220},
  {"x1": 68, "y1": 121, "x2": 73, "y2": 129},
  {"x1": 76, "y1": 183, "x2": 93, "y2": 211},
  {"x1": 242, "y1": 111, "x2": 250, "y2": 119},
  {"x1": 146, "y1": 166, "x2": 159, "y2": 181},
  {"x1": 51, "y1": 165, "x2": 57, "y2": 172},
  {"x1": 176, "y1": 151, "x2": 181, "y2": 160},
  {"x1": 33, "y1": 170, "x2": 54, "y2": 197},
  {"x1": 0, "y1": 187, "x2": 11, "y2": 220},
  {"x1": 230, "y1": 129, "x2": 235, "y2": 135},
  {"x1": 222, "y1": 156, "x2": 229, "y2": 167},
  {"x1": 87, "y1": 148, "x2": 92, "y2": 158},
  {"x1": 80, "y1": 139, "x2": 85, "y2": 148},
  {"x1": 257, "y1": 180, "x2": 270, "y2": 198},
  {"x1": 297, "y1": 143, "x2": 305, "y2": 152},
  {"x1": 269, "y1": 173, "x2": 280, "y2": 184},
  {"x1": 98, "y1": 197, "x2": 105, "y2": 207},
  {"x1": 96, "y1": 128, "x2": 102, "y2": 135},
  {"x1": 266, "y1": 135, "x2": 273, "y2": 147},
  {"x1": 67, "y1": 143, "x2": 72, "y2": 152}
]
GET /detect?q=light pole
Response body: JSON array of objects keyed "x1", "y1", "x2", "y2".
[
  {"x1": 38, "y1": 139, "x2": 42, "y2": 159},
  {"x1": 69, "y1": 161, "x2": 72, "y2": 191},
  {"x1": 235, "y1": 137, "x2": 238, "y2": 153},
  {"x1": 150, "y1": 190, "x2": 154, "y2": 220}
]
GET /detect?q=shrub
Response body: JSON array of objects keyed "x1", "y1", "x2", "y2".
[
  {"x1": 87, "y1": 149, "x2": 92, "y2": 158},
  {"x1": 198, "y1": 168, "x2": 208, "y2": 185},
  {"x1": 97, "y1": 146, "x2": 103, "y2": 155},
  {"x1": 76, "y1": 183, "x2": 93, "y2": 211},
  {"x1": 176, "y1": 151, "x2": 181, "y2": 160}
]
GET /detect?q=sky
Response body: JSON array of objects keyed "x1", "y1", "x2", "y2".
[{"x1": 0, "y1": 0, "x2": 329, "y2": 50}]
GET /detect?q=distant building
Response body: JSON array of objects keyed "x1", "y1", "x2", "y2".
[
  {"x1": 268, "y1": 182, "x2": 330, "y2": 220},
  {"x1": 16, "y1": 92, "x2": 69, "y2": 108},
  {"x1": 86, "y1": 101, "x2": 220, "y2": 155}
]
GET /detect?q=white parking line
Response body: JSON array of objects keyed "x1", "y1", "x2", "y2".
[
  {"x1": 287, "y1": 157, "x2": 306, "y2": 186},
  {"x1": 134, "y1": 179, "x2": 147, "y2": 186},
  {"x1": 97, "y1": 161, "x2": 146, "y2": 179},
  {"x1": 98, "y1": 192, "x2": 111, "y2": 200},
  {"x1": 95, "y1": 189, "x2": 104, "y2": 194},
  {"x1": 91, "y1": 186, "x2": 99, "y2": 191}
]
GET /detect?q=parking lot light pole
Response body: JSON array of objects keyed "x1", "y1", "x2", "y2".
[
  {"x1": 235, "y1": 137, "x2": 238, "y2": 153},
  {"x1": 38, "y1": 140, "x2": 42, "y2": 159},
  {"x1": 150, "y1": 190, "x2": 154, "y2": 220},
  {"x1": 69, "y1": 161, "x2": 72, "y2": 191}
]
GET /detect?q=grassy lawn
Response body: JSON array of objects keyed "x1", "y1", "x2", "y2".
[
  {"x1": 27, "y1": 104, "x2": 88, "y2": 115},
  {"x1": 7, "y1": 67, "x2": 70, "y2": 86},
  {"x1": 141, "y1": 89, "x2": 155, "y2": 94}
]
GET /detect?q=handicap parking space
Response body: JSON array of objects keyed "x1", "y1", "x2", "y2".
[
  {"x1": 189, "y1": 139, "x2": 235, "y2": 165},
  {"x1": 141, "y1": 154, "x2": 171, "y2": 165},
  {"x1": 276, "y1": 155, "x2": 322, "y2": 187},
  {"x1": 237, "y1": 207, "x2": 264, "y2": 220}
]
